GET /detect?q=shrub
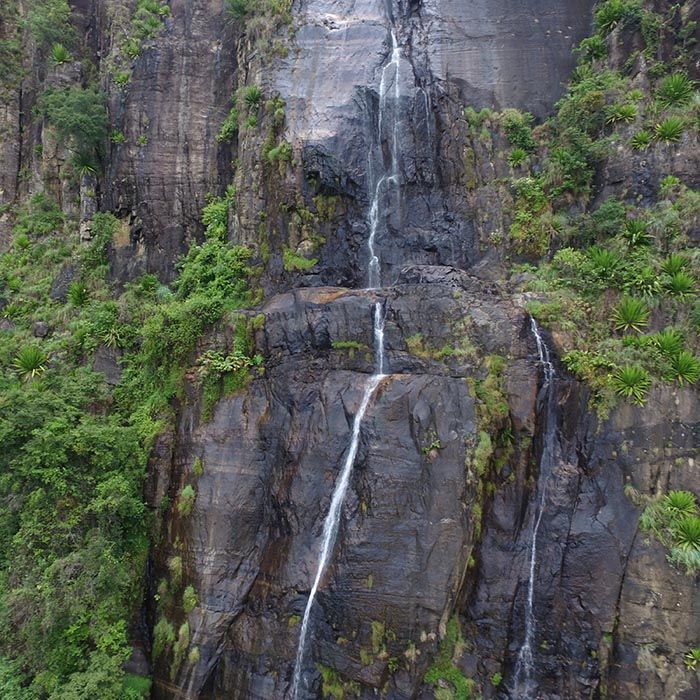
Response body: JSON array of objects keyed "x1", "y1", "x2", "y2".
[
  {"x1": 244, "y1": 85, "x2": 262, "y2": 109},
  {"x1": 50, "y1": 42, "x2": 71, "y2": 64},
  {"x1": 673, "y1": 516, "x2": 700, "y2": 550},
  {"x1": 177, "y1": 484, "x2": 196, "y2": 516},
  {"x1": 283, "y1": 248, "x2": 317, "y2": 272},
  {"x1": 217, "y1": 106, "x2": 239, "y2": 142},
  {"x1": 630, "y1": 129, "x2": 652, "y2": 150},
  {"x1": 508, "y1": 148, "x2": 528, "y2": 167},
  {"x1": 662, "y1": 253, "x2": 688, "y2": 276},
  {"x1": 588, "y1": 247, "x2": 622, "y2": 279},
  {"x1": 576, "y1": 35, "x2": 607, "y2": 61},
  {"x1": 664, "y1": 491, "x2": 697, "y2": 520},
  {"x1": 655, "y1": 116, "x2": 685, "y2": 143},
  {"x1": 595, "y1": 0, "x2": 642, "y2": 34},
  {"x1": 668, "y1": 351, "x2": 700, "y2": 385},
  {"x1": 612, "y1": 365, "x2": 651, "y2": 404},
  {"x1": 656, "y1": 73, "x2": 695, "y2": 108},
  {"x1": 12, "y1": 192, "x2": 64, "y2": 237},
  {"x1": 68, "y1": 281, "x2": 90, "y2": 306},
  {"x1": 27, "y1": 0, "x2": 76, "y2": 48},
  {"x1": 13, "y1": 346, "x2": 48, "y2": 381},
  {"x1": 622, "y1": 219, "x2": 650, "y2": 246},
  {"x1": 152, "y1": 618, "x2": 175, "y2": 659},
  {"x1": 38, "y1": 85, "x2": 109, "y2": 154},
  {"x1": 685, "y1": 648, "x2": 700, "y2": 670},
  {"x1": 501, "y1": 109, "x2": 536, "y2": 152},
  {"x1": 605, "y1": 102, "x2": 637, "y2": 124},
  {"x1": 613, "y1": 297, "x2": 649, "y2": 332},
  {"x1": 182, "y1": 585, "x2": 198, "y2": 613},
  {"x1": 653, "y1": 328, "x2": 684, "y2": 357},
  {"x1": 666, "y1": 271, "x2": 695, "y2": 298},
  {"x1": 266, "y1": 141, "x2": 292, "y2": 163}
]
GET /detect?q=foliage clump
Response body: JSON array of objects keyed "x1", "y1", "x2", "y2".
[{"x1": 641, "y1": 491, "x2": 700, "y2": 574}]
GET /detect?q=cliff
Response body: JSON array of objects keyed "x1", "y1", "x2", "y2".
[{"x1": 0, "y1": 1, "x2": 698, "y2": 699}]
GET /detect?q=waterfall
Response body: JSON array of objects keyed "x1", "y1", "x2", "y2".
[
  {"x1": 511, "y1": 318, "x2": 558, "y2": 697},
  {"x1": 290, "y1": 27, "x2": 402, "y2": 699}
]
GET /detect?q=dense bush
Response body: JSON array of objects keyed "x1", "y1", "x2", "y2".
[
  {"x1": 27, "y1": 0, "x2": 76, "y2": 48},
  {"x1": 38, "y1": 86, "x2": 109, "y2": 156}
]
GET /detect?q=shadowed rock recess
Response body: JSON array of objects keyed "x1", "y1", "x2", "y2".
[{"x1": 1, "y1": 0, "x2": 698, "y2": 699}]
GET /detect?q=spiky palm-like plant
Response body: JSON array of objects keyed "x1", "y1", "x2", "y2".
[
  {"x1": 684, "y1": 648, "x2": 700, "y2": 670},
  {"x1": 612, "y1": 365, "x2": 651, "y2": 405},
  {"x1": 666, "y1": 271, "x2": 695, "y2": 298},
  {"x1": 244, "y1": 85, "x2": 262, "y2": 109},
  {"x1": 612, "y1": 297, "x2": 649, "y2": 332},
  {"x1": 668, "y1": 351, "x2": 700, "y2": 385},
  {"x1": 672, "y1": 516, "x2": 700, "y2": 551},
  {"x1": 622, "y1": 219, "x2": 651, "y2": 246},
  {"x1": 50, "y1": 42, "x2": 71, "y2": 65},
  {"x1": 654, "y1": 328, "x2": 684, "y2": 357},
  {"x1": 589, "y1": 246, "x2": 622, "y2": 279},
  {"x1": 605, "y1": 102, "x2": 637, "y2": 124},
  {"x1": 662, "y1": 253, "x2": 689, "y2": 276},
  {"x1": 655, "y1": 116, "x2": 685, "y2": 142},
  {"x1": 630, "y1": 129, "x2": 652, "y2": 150},
  {"x1": 656, "y1": 73, "x2": 695, "y2": 108},
  {"x1": 663, "y1": 491, "x2": 697, "y2": 520},
  {"x1": 13, "y1": 346, "x2": 48, "y2": 381},
  {"x1": 68, "y1": 281, "x2": 89, "y2": 307}
]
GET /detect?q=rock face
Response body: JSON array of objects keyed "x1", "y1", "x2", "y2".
[{"x1": 103, "y1": 0, "x2": 236, "y2": 281}]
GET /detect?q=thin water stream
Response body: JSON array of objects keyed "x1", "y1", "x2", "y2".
[{"x1": 511, "y1": 318, "x2": 558, "y2": 698}]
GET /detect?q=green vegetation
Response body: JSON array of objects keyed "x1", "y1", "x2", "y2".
[
  {"x1": 317, "y1": 664, "x2": 360, "y2": 699},
  {"x1": 423, "y1": 617, "x2": 476, "y2": 700},
  {"x1": 0, "y1": 170, "x2": 256, "y2": 695},
  {"x1": 656, "y1": 73, "x2": 695, "y2": 107},
  {"x1": 177, "y1": 484, "x2": 196, "y2": 516},
  {"x1": 655, "y1": 116, "x2": 685, "y2": 142},
  {"x1": 612, "y1": 365, "x2": 651, "y2": 405},
  {"x1": 612, "y1": 297, "x2": 649, "y2": 333},
  {"x1": 501, "y1": 1, "x2": 699, "y2": 419},
  {"x1": 12, "y1": 345, "x2": 48, "y2": 381},
  {"x1": 283, "y1": 248, "x2": 317, "y2": 272},
  {"x1": 684, "y1": 647, "x2": 700, "y2": 670},
  {"x1": 49, "y1": 42, "x2": 71, "y2": 65},
  {"x1": 38, "y1": 85, "x2": 109, "y2": 161},
  {"x1": 594, "y1": 0, "x2": 642, "y2": 35},
  {"x1": 641, "y1": 491, "x2": 700, "y2": 574},
  {"x1": 27, "y1": 0, "x2": 76, "y2": 49},
  {"x1": 182, "y1": 586, "x2": 198, "y2": 614},
  {"x1": 244, "y1": 85, "x2": 263, "y2": 108}
]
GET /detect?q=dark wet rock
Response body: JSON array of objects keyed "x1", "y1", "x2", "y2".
[
  {"x1": 32, "y1": 321, "x2": 50, "y2": 338},
  {"x1": 93, "y1": 344, "x2": 123, "y2": 385},
  {"x1": 49, "y1": 264, "x2": 76, "y2": 302}
]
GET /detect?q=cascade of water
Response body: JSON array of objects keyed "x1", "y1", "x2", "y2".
[
  {"x1": 511, "y1": 318, "x2": 558, "y2": 697},
  {"x1": 368, "y1": 29, "x2": 401, "y2": 291},
  {"x1": 291, "y1": 27, "x2": 401, "y2": 699}
]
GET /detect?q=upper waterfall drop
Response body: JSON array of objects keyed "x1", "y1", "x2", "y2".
[{"x1": 368, "y1": 29, "x2": 401, "y2": 291}]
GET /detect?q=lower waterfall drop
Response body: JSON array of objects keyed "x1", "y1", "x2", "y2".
[{"x1": 511, "y1": 318, "x2": 558, "y2": 698}]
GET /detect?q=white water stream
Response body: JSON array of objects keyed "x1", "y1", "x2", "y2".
[
  {"x1": 511, "y1": 318, "x2": 557, "y2": 698},
  {"x1": 290, "y1": 28, "x2": 402, "y2": 699}
]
